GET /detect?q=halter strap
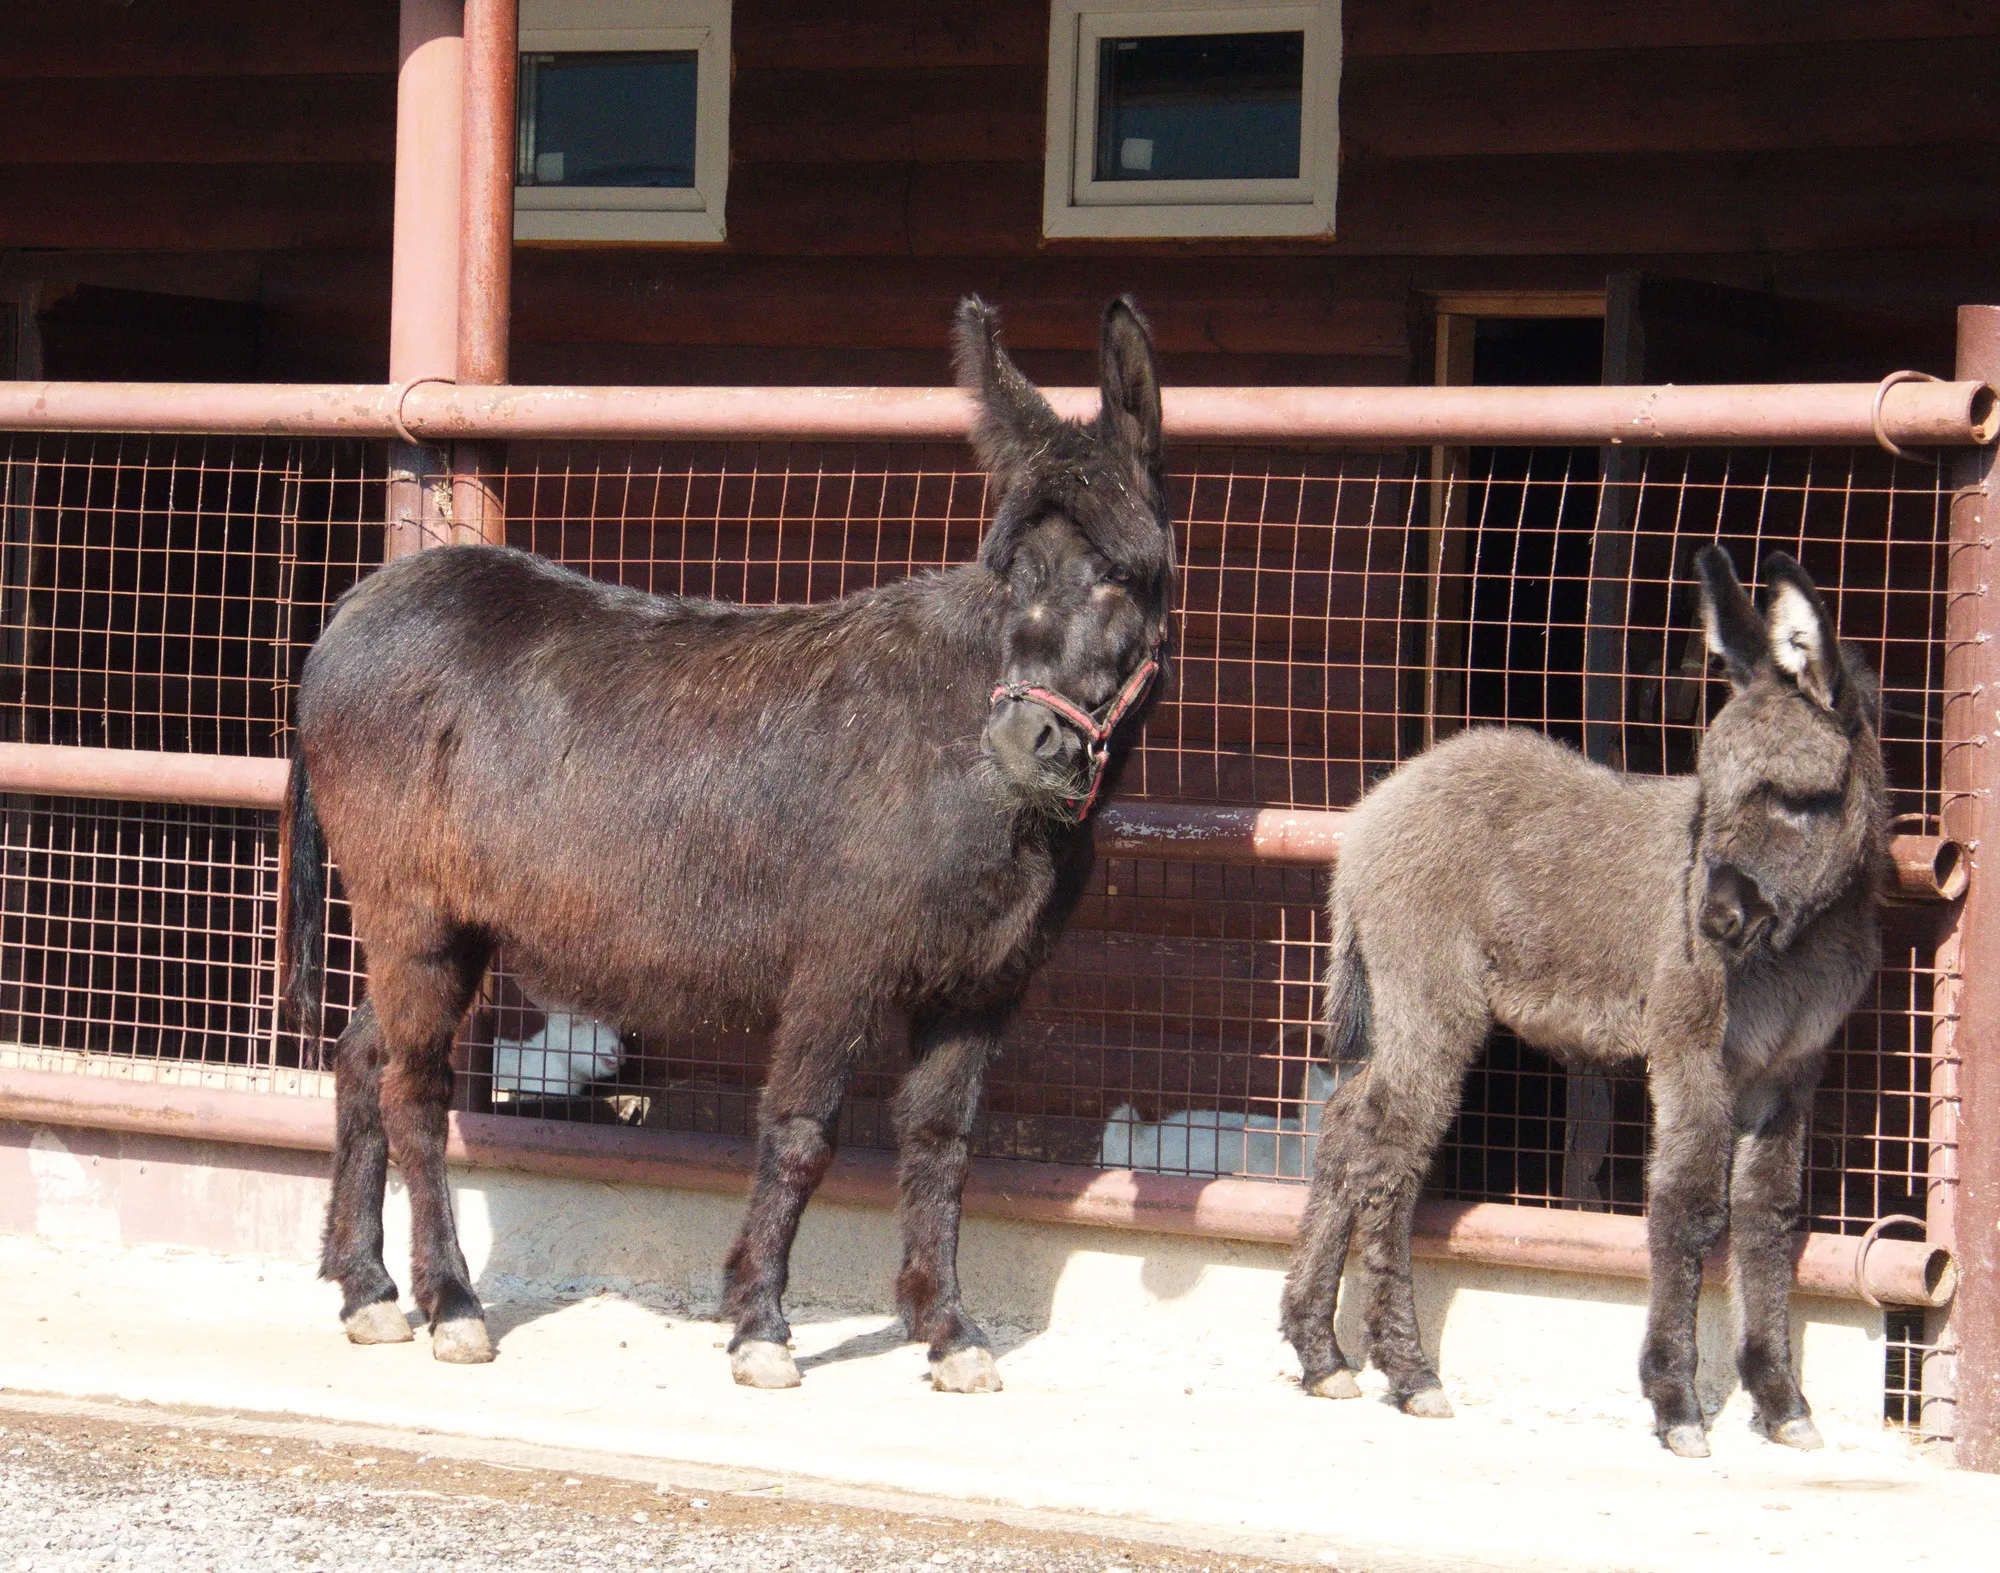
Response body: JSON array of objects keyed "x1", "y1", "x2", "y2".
[{"x1": 988, "y1": 651, "x2": 1162, "y2": 823}]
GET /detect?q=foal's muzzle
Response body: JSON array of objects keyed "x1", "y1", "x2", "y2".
[{"x1": 1700, "y1": 861, "x2": 1777, "y2": 954}]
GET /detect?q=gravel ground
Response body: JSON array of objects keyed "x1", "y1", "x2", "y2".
[{"x1": 0, "y1": 1407, "x2": 1304, "y2": 1573}]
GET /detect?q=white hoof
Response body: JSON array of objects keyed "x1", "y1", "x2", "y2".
[
  {"x1": 1662, "y1": 1423, "x2": 1711, "y2": 1459},
  {"x1": 343, "y1": 1301, "x2": 414, "y2": 1346},
  {"x1": 1306, "y1": 1369, "x2": 1362, "y2": 1400},
  {"x1": 1400, "y1": 1387, "x2": 1454, "y2": 1419},
  {"x1": 430, "y1": 1317, "x2": 494, "y2": 1364},
  {"x1": 731, "y1": 1339, "x2": 802, "y2": 1389},
  {"x1": 930, "y1": 1346, "x2": 1003, "y2": 1394},
  {"x1": 1768, "y1": 1417, "x2": 1824, "y2": 1451}
]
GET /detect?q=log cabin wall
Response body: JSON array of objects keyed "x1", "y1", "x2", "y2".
[{"x1": 2, "y1": 1, "x2": 1997, "y2": 385}]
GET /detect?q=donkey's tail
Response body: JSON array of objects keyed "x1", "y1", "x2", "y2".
[
  {"x1": 279, "y1": 752, "x2": 327, "y2": 1046},
  {"x1": 1321, "y1": 901, "x2": 1372, "y2": 1080}
]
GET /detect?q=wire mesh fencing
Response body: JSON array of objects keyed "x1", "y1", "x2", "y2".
[{"x1": 0, "y1": 429, "x2": 1959, "y2": 1248}]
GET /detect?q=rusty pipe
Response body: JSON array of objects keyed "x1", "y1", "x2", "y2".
[
  {"x1": 0, "y1": 1065, "x2": 1952, "y2": 1307},
  {"x1": 1095, "y1": 801, "x2": 1350, "y2": 864},
  {"x1": 1945, "y1": 303, "x2": 2000, "y2": 1471},
  {"x1": 1889, "y1": 834, "x2": 1970, "y2": 904},
  {"x1": 0, "y1": 744, "x2": 289, "y2": 811},
  {"x1": 0, "y1": 750, "x2": 1966, "y2": 904},
  {"x1": 2, "y1": 380, "x2": 1995, "y2": 448},
  {"x1": 390, "y1": 0, "x2": 465, "y2": 386},
  {"x1": 457, "y1": 0, "x2": 515, "y2": 388}
]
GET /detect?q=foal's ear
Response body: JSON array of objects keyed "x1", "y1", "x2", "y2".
[
  {"x1": 953, "y1": 295, "x2": 1061, "y2": 485},
  {"x1": 1761, "y1": 551, "x2": 1842, "y2": 710},
  {"x1": 1097, "y1": 296, "x2": 1162, "y2": 469},
  {"x1": 1696, "y1": 544, "x2": 1767, "y2": 691}
]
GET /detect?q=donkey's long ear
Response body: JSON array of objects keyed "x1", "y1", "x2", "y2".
[
  {"x1": 1097, "y1": 296, "x2": 1162, "y2": 469},
  {"x1": 953, "y1": 295, "x2": 1061, "y2": 487},
  {"x1": 1696, "y1": 544, "x2": 1767, "y2": 691},
  {"x1": 1761, "y1": 552, "x2": 1842, "y2": 710}
]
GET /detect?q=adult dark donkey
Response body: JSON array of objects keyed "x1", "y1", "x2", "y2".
[
  {"x1": 282, "y1": 297, "x2": 1174, "y2": 1391},
  {"x1": 1280, "y1": 547, "x2": 1886, "y2": 1457}
]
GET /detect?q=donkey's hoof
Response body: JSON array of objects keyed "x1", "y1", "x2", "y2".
[
  {"x1": 1305, "y1": 1369, "x2": 1362, "y2": 1401},
  {"x1": 1400, "y1": 1387, "x2": 1454, "y2": 1419},
  {"x1": 1662, "y1": 1424, "x2": 1712, "y2": 1459},
  {"x1": 930, "y1": 1346, "x2": 1003, "y2": 1394},
  {"x1": 731, "y1": 1340, "x2": 802, "y2": 1389},
  {"x1": 430, "y1": 1317, "x2": 495, "y2": 1364},
  {"x1": 343, "y1": 1301, "x2": 414, "y2": 1346},
  {"x1": 1768, "y1": 1417, "x2": 1824, "y2": 1451}
]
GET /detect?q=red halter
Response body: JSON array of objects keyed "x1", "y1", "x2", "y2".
[{"x1": 989, "y1": 650, "x2": 1162, "y2": 824}]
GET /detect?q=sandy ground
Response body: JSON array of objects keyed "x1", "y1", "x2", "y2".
[
  {"x1": 0, "y1": 1399, "x2": 1291, "y2": 1573},
  {"x1": 1, "y1": 1235, "x2": 1996, "y2": 1573}
]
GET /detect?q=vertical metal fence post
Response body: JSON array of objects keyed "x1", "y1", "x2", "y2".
[
  {"x1": 387, "y1": 0, "x2": 465, "y2": 559},
  {"x1": 453, "y1": 0, "x2": 516, "y2": 548},
  {"x1": 1945, "y1": 304, "x2": 2000, "y2": 1470}
]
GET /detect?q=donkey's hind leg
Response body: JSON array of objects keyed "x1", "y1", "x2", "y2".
[
  {"x1": 1347, "y1": 988, "x2": 1486, "y2": 1416},
  {"x1": 1729, "y1": 1068, "x2": 1822, "y2": 1450},
  {"x1": 722, "y1": 989, "x2": 874, "y2": 1388},
  {"x1": 320, "y1": 1000, "x2": 410, "y2": 1344},
  {"x1": 895, "y1": 1006, "x2": 1006, "y2": 1394},
  {"x1": 369, "y1": 923, "x2": 493, "y2": 1363},
  {"x1": 1280, "y1": 1067, "x2": 1375, "y2": 1399}
]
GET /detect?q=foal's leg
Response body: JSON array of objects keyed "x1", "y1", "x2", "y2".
[
  {"x1": 721, "y1": 993, "x2": 874, "y2": 1388},
  {"x1": 1339, "y1": 981, "x2": 1486, "y2": 1415},
  {"x1": 1280, "y1": 1068, "x2": 1376, "y2": 1399},
  {"x1": 1729, "y1": 1068, "x2": 1823, "y2": 1450},
  {"x1": 320, "y1": 1000, "x2": 409, "y2": 1344},
  {"x1": 371, "y1": 926, "x2": 493, "y2": 1363},
  {"x1": 895, "y1": 1006, "x2": 1005, "y2": 1393},
  {"x1": 1639, "y1": 1030, "x2": 1735, "y2": 1457}
]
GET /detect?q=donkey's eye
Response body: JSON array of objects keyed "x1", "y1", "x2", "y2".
[
  {"x1": 1769, "y1": 787, "x2": 1842, "y2": 826},
  {"x1": 1103, "y1": 565, "x2": 1136, "y2": 588}
]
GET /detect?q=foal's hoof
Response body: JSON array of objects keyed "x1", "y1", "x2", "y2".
[
  {"x1": 343, "y1": 1301, "x2": 414, "y2": 1346},
  {"x1": 930, "y1": 1346, "x2": 1003, "y2": 1394},
  {"x1": 1662, "y1": 1424, "x2": 1712, "y2": 1459},
  {"x1": 1305, "y1": 1369, "x2": 1362, "y2": 1401},
  {"x1": 1767, "y1": 1417, "x2": 1825, "y2": 1451},
  {"x1": 430, "y1": 1317, "x2": 495, "y2": 1364},
  {"x1": 731, "y1": 1339, "x2": 802, "y2": 1390},
  {"x1": 1399, "y1": 1387, "x2": 1455, "y2": 1420}
]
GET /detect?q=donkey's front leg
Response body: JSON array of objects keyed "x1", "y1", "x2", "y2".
[
  {"x1": 1730, "y1": 1069, "x2": 1823, "y2": 1449},
  {"x1": 895, "y1": 1007, "x2": 1006, "y2": 1393},
  {"x1": 721, "y1": 999, "x2": 872, "y2": 1389},
  {"x1": 1640, "y1": 1047, "x2": 1734, "y2": 1457}
]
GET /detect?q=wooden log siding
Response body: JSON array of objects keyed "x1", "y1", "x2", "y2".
[{"x1": 5, "y1": 1, "x2": 1996, "y2": 384}]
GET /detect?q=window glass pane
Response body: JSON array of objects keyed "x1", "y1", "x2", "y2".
[
  {"x1": 1094, "y1": 31, "x2": 1303, "y2": 182},
  {"x1": 518, "y1": 50, "x2": 698, "y2": 188}
]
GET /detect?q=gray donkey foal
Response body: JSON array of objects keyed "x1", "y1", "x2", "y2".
[{"x1": 1281, "y1": 547, "x2": 1886, "y2": 1457}]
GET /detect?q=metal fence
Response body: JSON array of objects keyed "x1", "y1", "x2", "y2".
[{"x1": 0, "y1": 430, "x2": 1958, "y2": 1256}]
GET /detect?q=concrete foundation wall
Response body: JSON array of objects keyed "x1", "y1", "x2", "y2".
[{"x1": 0, "y1": 1118, "x2": 1888, "y2": 1427}]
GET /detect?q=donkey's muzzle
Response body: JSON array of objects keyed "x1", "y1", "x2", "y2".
[
  {"x1": 1700, "y1": 861, "x2": 1777, "y2": 954},
  {"x1": 984, "y1": 696, "x2": 1086, "y2": 785}
]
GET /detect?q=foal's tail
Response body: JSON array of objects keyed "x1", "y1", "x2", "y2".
[
  {"x1": 279, "y1": 752, "x2": 327, "y2": 1046},
  {"x1": 1321, "y1": 900, "x2": 1373, "y2": 1081}
]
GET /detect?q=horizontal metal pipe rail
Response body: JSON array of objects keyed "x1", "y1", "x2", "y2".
[
  {"x1": 0, "y1": 743, "x2": 1970, "y2": 902},
  {"x1": 0, "y1": 1065, "x2": 1953, "y2": 1309},
  {"x1": 2, "y1": 378, "x2": 1995, "y2": 447}
]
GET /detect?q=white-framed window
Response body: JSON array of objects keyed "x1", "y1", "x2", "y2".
[
  {"x1": 1042, "y1": 0, "x2": 1340, "y2": 240},
  {"x1": 515, "y1": 0, "x2": 731, "y2": 244}
]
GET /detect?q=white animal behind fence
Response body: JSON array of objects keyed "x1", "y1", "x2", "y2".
[
  {"x1": 491, "y1": 1012, "x2": 626, "y2": 1098},
  {"x1": 1099, "y1": 1062, "x2": 1337, "y2": 1179}
]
